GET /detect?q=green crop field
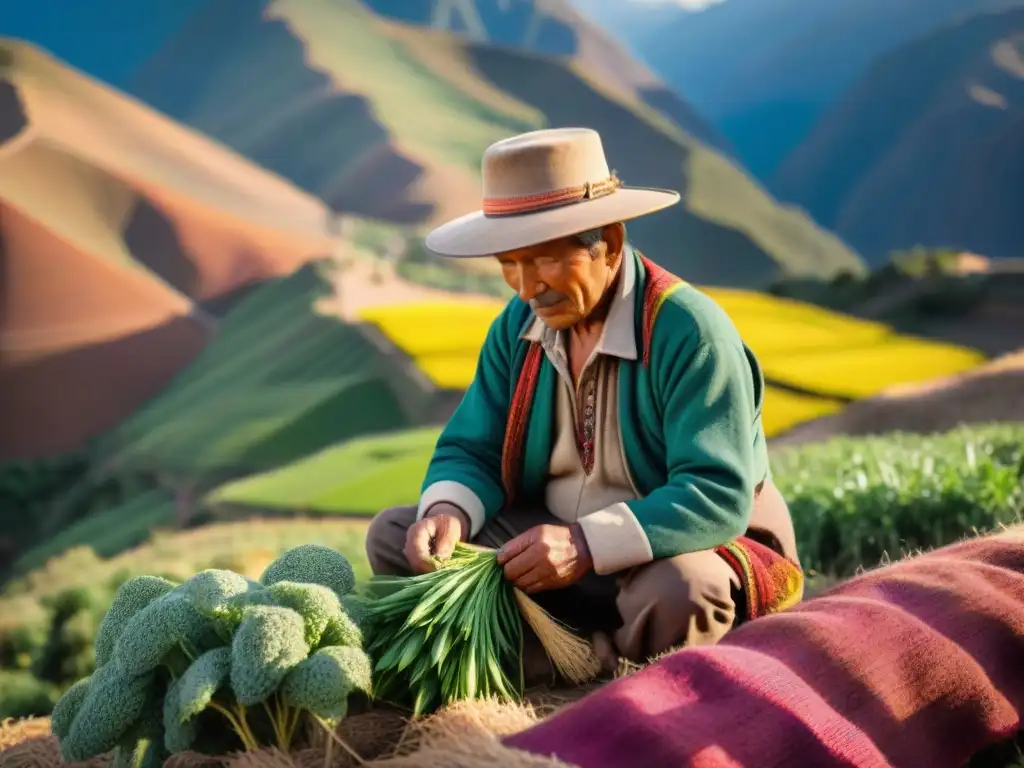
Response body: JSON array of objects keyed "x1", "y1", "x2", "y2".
[
  {"x1": 206, "y1": 421, "x2": 1024, "y2": 580},
  {"x1": 205, "y1": 426, "x2": 442, "y2": 518},
  {"x1": 771, "y1": 423, "x2": 1024, "y2": 578}
]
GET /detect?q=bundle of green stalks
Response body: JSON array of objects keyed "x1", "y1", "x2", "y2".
[{"x1": 363, "y1": 542, "x2": 601, "y2": 716}]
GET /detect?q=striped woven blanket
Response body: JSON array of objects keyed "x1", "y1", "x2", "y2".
[{"x1": 505, "y1": 526, "x2": 1024, "y2": 767}]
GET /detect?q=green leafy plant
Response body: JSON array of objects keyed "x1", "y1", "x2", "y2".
[
  {"x1": 50, "y1": 544, "x2": 371, "y2": 764},
  {"x1": 364, "y1": 542, "x2": 600, "y2": 717},
  {"x1": 774, "y1": 423, "x2": 1024, "y2": 578}
]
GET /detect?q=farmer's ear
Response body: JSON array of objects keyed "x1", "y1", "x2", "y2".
[{"x1": 602, "y1": 222, "x2": 625, "y2": 265}]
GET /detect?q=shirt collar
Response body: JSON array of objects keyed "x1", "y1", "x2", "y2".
[{"x1": 520, "y1": 246, "x2": 638, "y2": 361}]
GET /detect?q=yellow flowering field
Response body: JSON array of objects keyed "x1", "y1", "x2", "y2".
[
  {"x1": 762, "y1": 337, "x2": 986, "y2": 400},
  {"x1": 359, "y1": 299, "x2": 501, "y2": 358},
  {"x1": 760, "y1": 387, "x2": 847, "y2": 436},
  {"x1": 357, "y1": 288, "x2": 986, "y2": 436}
]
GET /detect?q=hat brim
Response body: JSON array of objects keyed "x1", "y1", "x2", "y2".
[{"x1": 423, "y1": 186, "x2": 681, "y2": 258}]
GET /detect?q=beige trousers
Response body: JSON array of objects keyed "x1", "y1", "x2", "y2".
[{"x1": 365, "y1": 504, "x2": 752, "y2": 676}]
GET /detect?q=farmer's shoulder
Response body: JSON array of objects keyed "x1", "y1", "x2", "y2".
[{"x1": 654, "y1": 282, "x2": 744, "y2": 353}]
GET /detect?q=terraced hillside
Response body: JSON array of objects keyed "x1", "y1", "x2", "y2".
[
  {"x1": 773, "y1": 9, "x2": 1024, "y2": 264},
  {"x1": 362, "y1": 0, "x2": 730, "y2": 152},
  {"x1": 91, "y1": 263, "x2": 426, "y2": 493},
  {"x1": 127, "y1": 0, "x2": 865, "y2": 289},
  {"x1": 355, "y1": 290, "x2": 986, "y2": 440},
  {"x1": 0, "y1": 39, "x2": 336, "y2": 460}
]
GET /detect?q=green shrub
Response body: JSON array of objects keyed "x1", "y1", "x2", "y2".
[
  {"x1": 34, "y1": 585, "x2": 112, "y2": 684},
  {"x1": 0, "y1": 620, "x2": 47, "y2": 671},
  {"x1": 773, "y1": 423, "x2": 1024, "y2": 578},
  {"x1": 0, "y1": 669, "x2": 62, "y2": 718},
  {"x1": 0, "y1": 582, "x2": 118, "y2": 704}
]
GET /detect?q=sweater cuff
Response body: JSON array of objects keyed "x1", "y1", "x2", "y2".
[
  {"x1": 417, "y1": 481, "x2": 487, "y2": 538},
  {"x1": 577, "y1": 502, "x2": 654, "y2": 575}
]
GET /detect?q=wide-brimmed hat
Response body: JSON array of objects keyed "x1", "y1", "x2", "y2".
[{"x1": 424, "y1": 127, "x2": 681, "y2": 258}]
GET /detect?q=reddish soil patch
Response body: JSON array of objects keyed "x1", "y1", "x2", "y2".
[{"x1": 0, "y1": 40, "x2": 344, "y2": 459}]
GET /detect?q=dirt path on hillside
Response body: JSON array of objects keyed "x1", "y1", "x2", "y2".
[
  {"x1": 318, "y1": 255, "x2": 500, "y2": 322},
  {"x1": 771, "y1": 349, "x2": 1024, "y2": 446}
]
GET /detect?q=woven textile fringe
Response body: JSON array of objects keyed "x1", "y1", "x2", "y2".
[{"x1": 716, "y1": 535, "x2": 804, "y2": 619}]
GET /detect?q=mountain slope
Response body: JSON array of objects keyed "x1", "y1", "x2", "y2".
[
  {"x1": 127, "y1": 0, "x2": 864, "y2": 289},
  {"x1": 773, "y1": 9, "x2": 1024, "y2": 265},
  {"x1": 0, "y1": 39, "x2": 337, "y2": 459},
  {"x1": 583, "y1": 0, "x2": 1024, "y2": 179},
  {"x1": 567, "y1": 0, "x2": 689, "y2": 45},
  {"x1": 362, "y1": 0, "x2": 730, "y2": 153},
  {"x1": 0, "y1": 38, "x2": 336, "y2": 303}
]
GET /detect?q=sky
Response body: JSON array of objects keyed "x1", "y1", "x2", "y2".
[{"x1": 630, "y1": 0, "x2": 726, "y2": 8}]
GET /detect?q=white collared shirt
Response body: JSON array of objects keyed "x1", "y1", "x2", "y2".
[{"x1": 520, "y1": 252, "x2": 643, "y2": 528}]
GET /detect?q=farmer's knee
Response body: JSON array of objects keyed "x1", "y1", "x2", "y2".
[
  {"x1": 365, "y1": 505, "x2": 418, "y2": 576},
  {"x1": 614, "y1": 549, "x2": 740, "y2": 661}
]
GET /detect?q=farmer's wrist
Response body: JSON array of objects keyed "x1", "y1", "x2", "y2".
[
  {"x1": 424, "y1": 502, "x2": 471, "y2": 541},
  {"x1": 570, "y1": 523, "x2": 594, "y2": 573}
]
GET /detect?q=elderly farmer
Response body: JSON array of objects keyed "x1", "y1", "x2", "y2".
[{"x1": 366, "y1": 127, "x2": 803, "y2": 672}]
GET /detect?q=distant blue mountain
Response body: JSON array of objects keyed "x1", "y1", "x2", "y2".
[
  {"x1": 0, "y1": 0, "x2": 208, "y2": 87},
  {"x1": 573, "y1": 0, "x2": 1024, "y2": 182},
  {"x1": 363, "y1": 0, "x2": 577, "y2": 52}
]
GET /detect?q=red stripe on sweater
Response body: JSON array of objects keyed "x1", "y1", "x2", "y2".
[
  {"x1": 501, "y1": 342, "x2": 543, "y2": 506},
  {"x1": 500, "y1": 256, "x2": 684, "y2": 501},
  {"x1": 637, "y1": 253, "x2": 684, "y2": 366}
]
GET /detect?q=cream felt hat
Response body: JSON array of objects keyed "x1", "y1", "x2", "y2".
[{"x1": 424, "y1": 127, "x2": 681, "y2": 258}]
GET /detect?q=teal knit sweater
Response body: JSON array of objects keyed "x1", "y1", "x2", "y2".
[{"x1": 418, "y1": 250, "x2": 769, "y2": 572}]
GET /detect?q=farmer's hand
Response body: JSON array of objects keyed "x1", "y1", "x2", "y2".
[
  {"x1": 404, "y1": 503, "x2": 470, "y2": 574},
  {"x1": 496, "y1": 524, "x2": 593, "y2": 594}
]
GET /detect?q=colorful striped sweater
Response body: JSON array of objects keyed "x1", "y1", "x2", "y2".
[{"x1": 417, "y1": 247, "x2": 770, "y2": 569}]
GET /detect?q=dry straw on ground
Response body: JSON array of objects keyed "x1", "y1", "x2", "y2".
[
  {"x1": 0, "y1": 717, "x2": 107, "y2": 768},
  {"x1": 0, "y1": 690, "x2": 594, "y2": 768}
]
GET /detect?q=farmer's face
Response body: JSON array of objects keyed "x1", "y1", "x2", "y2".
[{"x1": 495, "y1": 223, "x2": 624, "y2": 331}]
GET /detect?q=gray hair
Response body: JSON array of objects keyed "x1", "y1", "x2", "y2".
[
  {"x1": 571, "y1": 227, "x2": 605, "y2": 255},
  {"x1": 571, "y1": 224, "x2": 627, "y2": 256}
]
